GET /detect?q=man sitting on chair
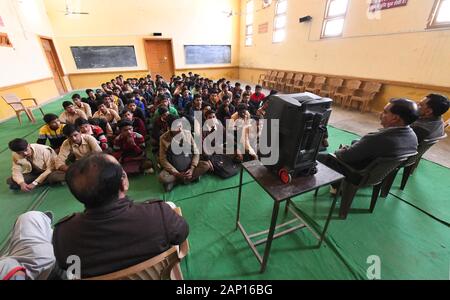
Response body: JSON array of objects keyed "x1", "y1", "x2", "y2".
[
  {"x1": 7, "y1": 139, "x2": 65, "y2": 192},
  {"x1": 319, "y1": 98, "x2": 419, "y2": 191},
  {"x1": 52, "y1": 154, "x2": 189, "y2": 279},
  {"x1": 411, "y1": 93, "x2": 449, "y2": 143}
]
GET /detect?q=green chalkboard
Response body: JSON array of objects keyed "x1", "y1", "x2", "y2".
[
  {"x1": 71, "y1": 46, "x2": 138, "y2": 69},
  {"x1": 184, "y1": 45, "x2": 231, "y2": 65}
]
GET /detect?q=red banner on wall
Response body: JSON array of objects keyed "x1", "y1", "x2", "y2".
[
  {"x1": 369, "y1": 0, "x2": 408, "y2": 12},
  {"x1": 0, "y1": 16, "x2": 4, "y2": 27}
]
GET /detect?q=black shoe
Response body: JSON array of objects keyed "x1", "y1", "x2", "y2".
[{"x1": 44, "y1": 211, "x2": 54, "y2": 223}]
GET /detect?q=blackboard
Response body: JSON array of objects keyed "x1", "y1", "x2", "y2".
[
  {"x1": 71, "y1": 46, "x2": 138, "y2": 69},
  {"x1": 184, "y1": 45, "x2": 231, "y2": 65}
]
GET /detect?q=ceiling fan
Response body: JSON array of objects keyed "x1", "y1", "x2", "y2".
[{"x1": 59, "y1": 0, "x2": 89, "y2": 16}]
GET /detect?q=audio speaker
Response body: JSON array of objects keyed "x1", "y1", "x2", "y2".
[{"x1": 299, "y1": 16, "x2": 312, "y2": 23}]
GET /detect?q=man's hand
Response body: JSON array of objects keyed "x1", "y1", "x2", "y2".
[
  {"x1": 184, "y1": 167, "x2": 194, "y2": 180},
  {"x1": 173, "y1": 172, "x2": 185, "y2": 180},
  {"x1": 19, "y1": 182, "x2": 33, "y2": 193},
  {"x1": 59, "y1": 165, "x2": 69, "y2": 172}
]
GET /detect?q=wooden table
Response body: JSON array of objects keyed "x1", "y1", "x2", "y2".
[{"x1": 236, "y1": 160, "x2": 344, "y2": 273}]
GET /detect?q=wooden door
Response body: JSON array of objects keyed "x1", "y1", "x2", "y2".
[
  {"x1": 144, "y1": 39, "x2": 175, "y2": 80},
  {"x1": 40, "y1": 38, "x2": 66, "y2": 95}
]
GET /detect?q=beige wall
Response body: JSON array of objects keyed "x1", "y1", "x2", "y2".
[
  {"x1": 44, "y1": 0, "x2": 241, "y2": 74},
  {"x1": 0, "y1": 0, "x2": 60, "y2": 121},
  {"x1": 239, "y1": 0, "x2": 450, "y2": 87},
  {"x1": 0, "y1": 0, "x2": 55, "y2": 87}
]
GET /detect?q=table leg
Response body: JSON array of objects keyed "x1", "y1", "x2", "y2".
[
  {"x1": 260, "y1": 201, "x2": 280, "y2": 273},
  {"x1": 319, "y1": 182, "x2": 340, "y2": 247},
  {"x1": 236, "y1": 167, "x2": 244, "y2": 230},
  {"x1": 284, "y1": 198, "x2": 291, "y2": 215}
]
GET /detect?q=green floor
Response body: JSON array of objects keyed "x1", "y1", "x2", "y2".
[{"x1": 0, "y1": 95, "x2": 449, "y2": 279}]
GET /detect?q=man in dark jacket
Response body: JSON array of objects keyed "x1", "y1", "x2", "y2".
[
  {"x1": 320, "y1": 98, "x2": 419, "y2": 188},
  {"x1": 411, "y1": 93, "x2": 449, "y2": 143},
  {"x1": 52, "y1": 153, "x2": 188, "y2": 278}
]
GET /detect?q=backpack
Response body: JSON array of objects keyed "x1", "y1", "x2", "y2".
[
  {"x1": 210, "y1": 154, "x2": 240, "y2": 179},
  {"x1": 167, "y1": 144, "x2": 193, "y2": 173}
]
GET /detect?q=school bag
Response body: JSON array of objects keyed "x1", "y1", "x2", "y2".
[{"x1": 210, "y1": 154, "x2": 240, "y2": 179}]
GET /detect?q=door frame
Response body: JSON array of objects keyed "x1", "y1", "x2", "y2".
[
  {"x1": 143, "y1": 38, "x2": 176, "y2": 77},
  {"x1": 38, "y1": 35, "x2": 68, "y2": 94}
]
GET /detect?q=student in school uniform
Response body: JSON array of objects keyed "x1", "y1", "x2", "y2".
[
  {"x1": 93, "y1": 100, "x2": 121, "y2": 125},
  {"x1": 59, "y1": 101, "x2": 88, "y2": 125},
  {"x1": 72, "y1": 94, "x2": 92, "y2": 118},
  {"x1": 75, "y1": 118, "x2": 109, "y2": 152},
  {"x1": 36, "y1": 114, "x2": 66, "y2": 151}
]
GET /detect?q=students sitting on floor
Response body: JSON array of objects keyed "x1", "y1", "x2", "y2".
[
  {"x1": 151, "y1": 107, "x2": 170, "y2": 151},
  {"x1": 412, "y1": 93, "x2": 449, "y2": 143},
  {"x1": 55, "y1": 125, "x2": 102, "y2": 172},
  {"x1": 103, "y1": 93, "x2": 119, "y2": 114},
  {"x1": 112, "y1": 120, "x2": 153, "y2": 175},
  {"x1": 7, "y1": 139, "x2": 65, "y2": 192},
  {"x1": 37, "y1": 114, "x2": 66, "y2": 151},
  {"x1": 121, "y1": 109, "x2": 147, "y2": 139},
  {"x1": 52, "y1": 154, "x2": 189, "y2": 279},
  {"x1": 83, "y1": 89, "x2": 98, "y2": 114},
  {"x1": 216, "y1": 95, "x2": 236, "y2": 126},
  {"x1": 229, "y1": 104, "x2": 258, "y2": 162},
  {"x1": 71, "y1": 94, "x2": 92, "y2": 118},
  {"x1": 218, "y1": 83, "x2": 233, "y2": 103},
  {"x1": 0, "y1": 211, "x2": 58, "y2": 280},
  {"x1": 319, "y1": 98, "x2": 419, "y2": 193},
  {"x1": 152, "y1": 94, "x2": 179, "y2": 122},
  {"x1": 75, "y1": 118, "x2": 109, "y2": 151},
  {"x1": 249, "y1": 85, "x2": 266, "y2": 116},
  {"x1": 93, "y1": 100, "x2": 121, "y2": 126},
  {"x1": 208, "y1": 89, "x2": 221, "y2": 110},
  {"x1": 186, "y1": 94, "x2": 204, "y2": 127},
  {"x1": 159, "y1": 116, "x2": 211, "y2": 192},
  {"x1": 59, "y1": 101, "x2": 88, "y2": 125},
  {"x1": 126, "y1": 100, "x2": 146, "y2": 124},
  {"x1": 175, "y1": 88, "x2": 193, "y2": 114},
  {"x1": 232, "y1": 82, "x2": 243, "y2": 97}
]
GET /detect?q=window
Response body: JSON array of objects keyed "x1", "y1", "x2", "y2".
[
  {"x1": 245, "y1": 0, "x2": 254, "y2": 46},
  {"x1": 273, "y1": 0, "x2": 288, "y2": 43},
  {"x1": 428, "y1": 0, "x2": 450, "y2": 28},
  {"x1": 321, "y1": 0, "x2": 349, "y2": 38}
]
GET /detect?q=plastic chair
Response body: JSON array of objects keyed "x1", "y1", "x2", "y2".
[
  {"x1": 1, "y1": 94, "x2": 45, "y2": 124},
  {"x1": 316, "y1": 153, "x2": 416, "y2": 219},
  {"x1": 380, "y1": 134, "x2": 447, "y2": 197},
  {"x1": 305, "y1": 76, "x2": 327, "y2": 95},
  {"x1": 277, "y1": 72, "x2": 294, "y2": 92},
  {"x1": 293, "y1": 74, "x2": 313, "y2": 93},
  {"x1": 319, "y1": 78, "x2": 344, "y2": 98},
  {"x1": 346, "y1": 82, "x2": 382, "y2": 112},
  {"x1": 285, "y1": 73, "x2": 303, "y2": 93},
  {"x1": 84, "y1": 246, "x2": 182, "y2": 280},
  {"x1": 333, "y1": 80, "x2": 362, "y2": 106}
]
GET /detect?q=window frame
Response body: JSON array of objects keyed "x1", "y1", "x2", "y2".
[
  {"x1": 321, "y1": 0, "x2": 350, "y2": 39},
  {"x1": 245, "y1": 0, "x2": 254, "y2": 47},
  {"x1": 272, "y1": 0, "x2": 288, "y2": 43},
  {"x1": 427, "y1": 0, "x2": 450, "y2": 29}
]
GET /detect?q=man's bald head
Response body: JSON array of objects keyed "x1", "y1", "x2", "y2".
[{"x1": 66, "y1": 154, "x2": 125, "y2": 209}]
